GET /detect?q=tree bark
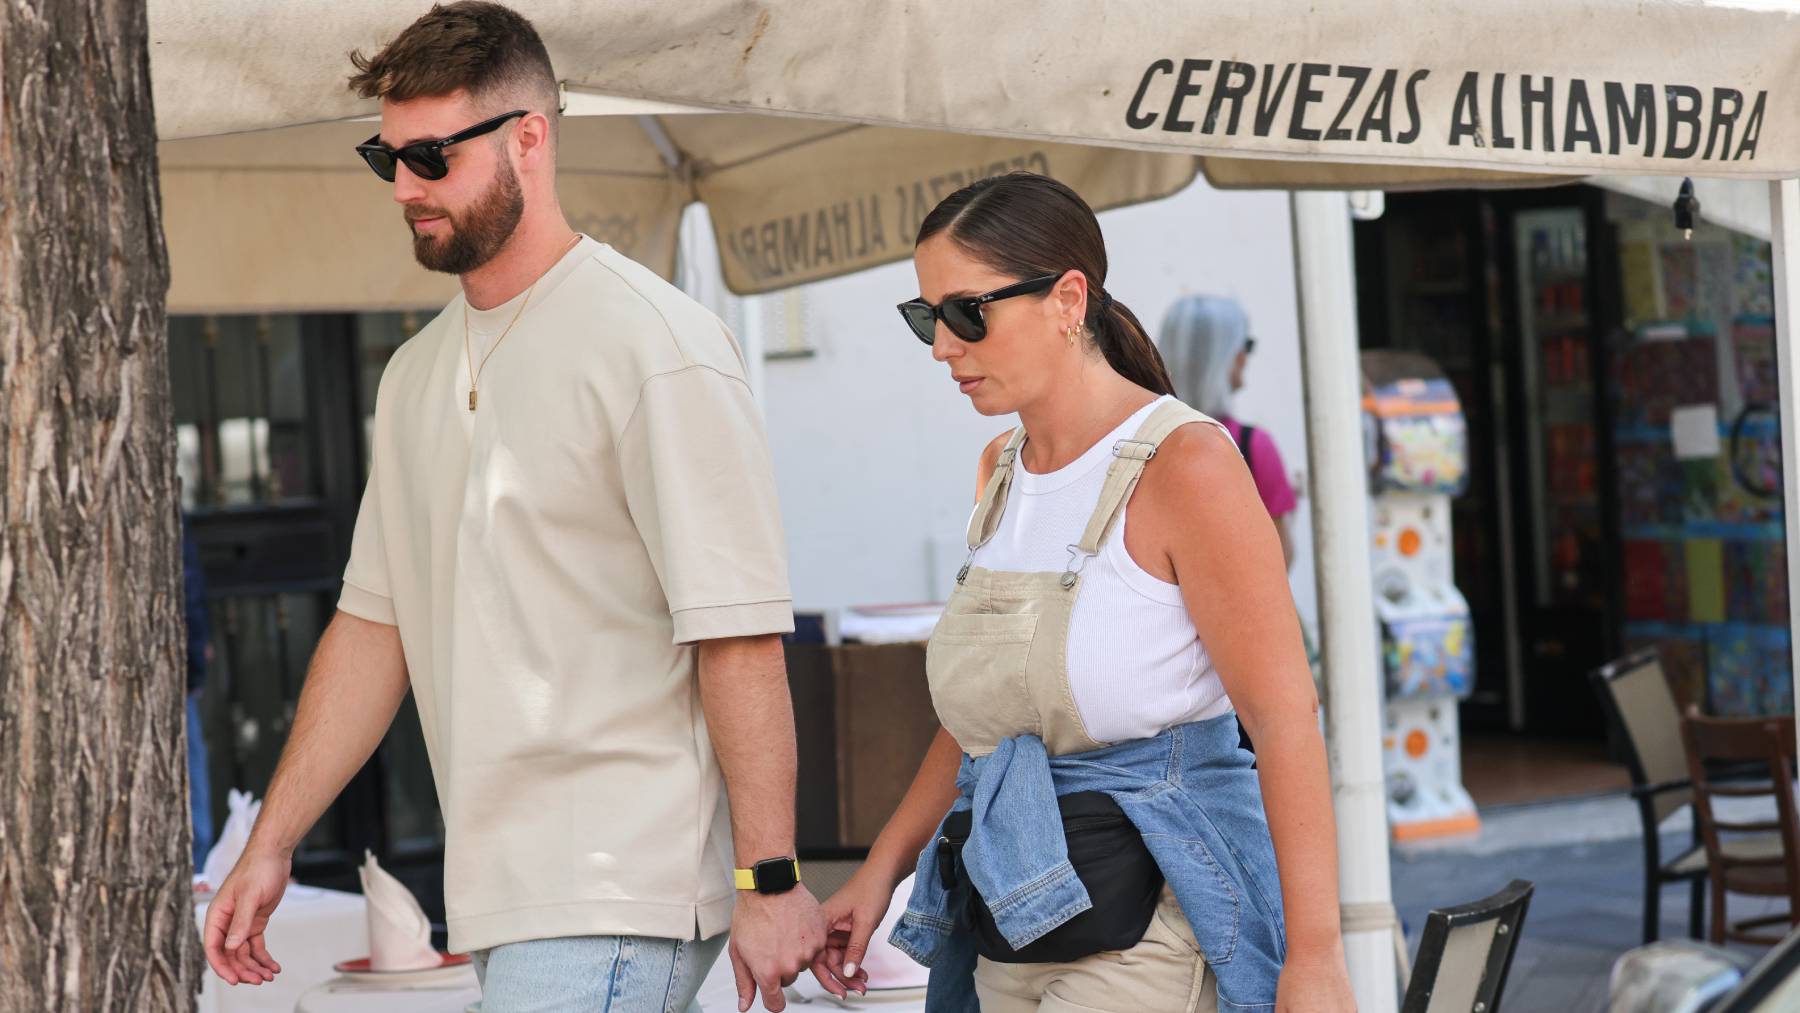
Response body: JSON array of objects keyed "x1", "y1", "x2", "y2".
[{"x1": 0, "y1": 0, "x2": 201, "y2": 1009}]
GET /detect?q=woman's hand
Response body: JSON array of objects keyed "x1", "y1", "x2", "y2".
[
  {"x1": 808, "y1": 864, "x2": 900, "y2": 997},
  {"x1": 807, "y1": 727, "x2": 963, "y2": 997},
  {"x1": 1275, "y1": 941, "x2": 1356, "y2": 1012}
]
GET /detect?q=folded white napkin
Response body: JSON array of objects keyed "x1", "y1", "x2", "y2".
[
  {"x1": 200, "y1": 789, "x2": 261, "y2": 891},
  {"x1": 358, "y1": 850, "x2": 441, "y2": 971}
]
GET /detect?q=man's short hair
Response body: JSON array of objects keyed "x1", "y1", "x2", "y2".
[{"x1": 348, "y1": 2, "x2": 558, "y2": 124}]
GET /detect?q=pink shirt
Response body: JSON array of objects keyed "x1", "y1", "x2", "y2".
[{"x1": 1221, "y1": 416, "x2": 1297, "y2": 519}]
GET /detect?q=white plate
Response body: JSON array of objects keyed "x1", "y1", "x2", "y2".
[{"x1": 332, "y1": 954, "x2": 473, "y2": 986}]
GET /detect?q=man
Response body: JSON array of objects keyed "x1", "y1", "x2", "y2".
[{"x1": 201, "y1": 5, "x2": 842, "y2": 1010}]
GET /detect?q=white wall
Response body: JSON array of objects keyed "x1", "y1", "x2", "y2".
[{"x1": 703, "y1": 178, "x2": 1320, "y2": 634}]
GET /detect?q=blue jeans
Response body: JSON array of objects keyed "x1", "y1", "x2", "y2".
[
  {"x1": 471, "y1": 932, "x2": 727, "y2": 1013},
  {"x1": 187, "y1": 690, "x2": 213, "y2": 867}
]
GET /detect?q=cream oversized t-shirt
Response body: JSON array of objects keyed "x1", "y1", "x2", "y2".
[{"x1": 339, "y1": 238, "x2": 794, "y2": 952}]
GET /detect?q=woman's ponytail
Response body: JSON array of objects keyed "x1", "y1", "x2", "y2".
[{"x1": 1088, "y1": 292, "x2": 1174, "y2": 397}]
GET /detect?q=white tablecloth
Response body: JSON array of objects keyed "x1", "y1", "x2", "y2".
[
  {"x1": 196, "y1": 883, "x2": 924, "y2": 1013},
  {"x1": 692, "y1": 875, "x2": 926, "y2": 1012},
  {"x1": 295, "y1": 967, "x2": 482, "y2": 1013},
  {"x1": 289, "y1": 948, "x2": 919, "y2": 1013},
  {"x1": 692, "y1": 950, "x2": 926, "y2": 1012},
  {"x1": 194, "y1": 884, "x2": 369, "y2": 1013}
]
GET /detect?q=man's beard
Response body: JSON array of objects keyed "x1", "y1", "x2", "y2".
[{"x1": 408, "y1": 161, "x2": 526, "y2": 275}]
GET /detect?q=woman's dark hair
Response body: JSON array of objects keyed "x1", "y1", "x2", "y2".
[{"x1": 915, "y1": 172, "x2": 1174, "y2": 396}]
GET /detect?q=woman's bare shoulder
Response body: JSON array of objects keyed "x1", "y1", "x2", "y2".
[{"x1": 1136, "y1": 420, "x2": 1263, "y2": 526}]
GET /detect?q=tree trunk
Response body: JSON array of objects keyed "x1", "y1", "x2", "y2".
[{"x1": 0, "y1": 0, "x2": 201, "y2": 1009}]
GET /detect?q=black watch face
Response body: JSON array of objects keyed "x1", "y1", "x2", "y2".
[{"x1": 754, "y1": 858, "x2": 798, "y2": 895}]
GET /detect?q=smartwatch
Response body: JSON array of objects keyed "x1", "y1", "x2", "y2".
[{"x1": 734, "y1": 857, "x2": 802, "y2": 895}]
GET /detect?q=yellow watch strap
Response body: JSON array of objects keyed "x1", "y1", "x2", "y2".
[{"x1": 734, "y1": 860, "x2": 801, "y2": 890}]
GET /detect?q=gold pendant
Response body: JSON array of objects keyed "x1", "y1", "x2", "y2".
[{"x1": 468, "y1": 389, "x2": 477, "y2": 412}]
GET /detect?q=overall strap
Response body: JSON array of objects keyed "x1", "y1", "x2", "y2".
[
  {"x1": 1060, "y1": 401, "x2": 1222, "y2": 586},
  {"x1": 961, "y1": 425, "x2": 1031, "y2": 559}
]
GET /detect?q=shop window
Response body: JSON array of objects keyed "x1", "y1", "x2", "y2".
[{"x1": 170, "y1": 314, "x2": 316, "y2": 508}]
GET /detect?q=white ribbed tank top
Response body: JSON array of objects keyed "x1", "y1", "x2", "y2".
[{"x1": 970, "y1": 396, "x2": 1235, "y2": 742}]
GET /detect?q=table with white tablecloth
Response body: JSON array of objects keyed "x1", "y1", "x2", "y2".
[
  {"x1": 691, "y1": 872, "x2": 927, "y2": 1013},
  {"x1": 294, "y1": 966, "x2": 482, "y2": 1013},
  {"x1": 295, "y1": 953, "x2": 918, "y2": 1013},
  {"x1": 196, "y1": 882, "x2": 926, "y2": 1013},
  {"x1": 692, "y1": 949, "x2": 926, "y2": 1012}
]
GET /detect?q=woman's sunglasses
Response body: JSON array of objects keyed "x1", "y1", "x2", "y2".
[
  {"x1": 896, "y1": 274, "x2": 1059, "y2": 345},
  {"x1": 355, "y1": 109, "x2": 527, "y2": 182}
]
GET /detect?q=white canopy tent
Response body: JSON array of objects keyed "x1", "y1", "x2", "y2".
[
  {"x1": 153, "y1": 0, "x2": 1800, "y2": 309},
  {"x1": 153, "y1": 0, "x2": 1799, "y2": 176},
  {"x1": 148, "y1": 2, "x2": 1800, "y2": 1008},
  {"x1": 156, "y1": 105, "x2": 1203, "y2": 312}
]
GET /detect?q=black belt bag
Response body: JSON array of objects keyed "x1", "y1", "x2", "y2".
[{"x1": 936, "y1": 791, "x2": 1164, "y2": 964}]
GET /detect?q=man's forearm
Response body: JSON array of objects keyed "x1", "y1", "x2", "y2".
[
  {"x1": 245, "y1": 610, "x2": 411, "y2": 858},
  {"x1": 697, "y1": 635, "x2": 798, "y2": 864}
]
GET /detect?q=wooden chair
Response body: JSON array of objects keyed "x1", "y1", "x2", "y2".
[
  {"x1": 1590, "y1": 649, "x2": 1708, "y2": 943},
  {"x1": 1401, "y1": 880, "x2": 1533, "y2": 1013},
  {"x1": 1680, "y1": 708, "x2": 1800, "y2": 946}
]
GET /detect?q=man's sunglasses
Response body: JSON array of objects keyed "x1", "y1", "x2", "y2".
[
  {"x1": 897, "y1": 274, "x2": 1059, "y2": 345},
  {"x1": 355, "y1": 109, "x2": 526, "y2": 182}
]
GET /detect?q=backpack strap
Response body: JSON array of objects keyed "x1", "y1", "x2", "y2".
[{"x1": 1237, "y1": 424, "x2": 1256, "y2": 469}]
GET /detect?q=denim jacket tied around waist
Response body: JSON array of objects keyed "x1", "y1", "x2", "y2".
[{"x1": 888, "y1": 715, "x2": 1286, "y2": 1012}]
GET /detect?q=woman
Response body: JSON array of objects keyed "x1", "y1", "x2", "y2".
[
  {"x1": 810, "y1": 173, "x2": 1352, "y2": 1012},
  {"x1": 1159, "y1": 296, "x2": 1300, "y2": 570}
]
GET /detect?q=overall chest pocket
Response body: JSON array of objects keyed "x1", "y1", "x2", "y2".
[{"x1": 927, "y1": 611, "x2": 1042, "y2": 755}]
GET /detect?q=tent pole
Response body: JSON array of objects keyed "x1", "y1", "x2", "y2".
[
  {"x1": 1289, "y1": 190, "x2": 1399, "y2": 1012},
  {"x1": 1770, "y1": 178, "x2": 1800, "y2": 760},
  {"x1": 635, "y1": 114, "x2": 687, "y2": 177}
]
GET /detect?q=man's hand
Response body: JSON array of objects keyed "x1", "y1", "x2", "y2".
[
  {"x1": 196, "y1": 609, "x2": 410, "y2": 986},
  {"x1": 728, "y1": 886, "x2": 828, "y2": 1012},
  {"x1": 201, "y1": 847, "x2": 292, "y2": 985}
]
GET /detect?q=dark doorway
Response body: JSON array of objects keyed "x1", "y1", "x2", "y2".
[
  {"x1": 173, "y1": 310, "x2": 446, "y2": 928},
  {"x1": 1354, "y1": 187, "x2": 1621, "y2": 740}
]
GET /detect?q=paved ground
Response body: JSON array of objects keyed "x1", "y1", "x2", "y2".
[{"x1": 1392, "y1": 794, "x2": 1785, "y2": 1012}]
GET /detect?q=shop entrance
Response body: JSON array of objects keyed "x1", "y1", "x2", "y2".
[{"x1": 1354, "y1": 186, "x2": 1787, "y2": 803}]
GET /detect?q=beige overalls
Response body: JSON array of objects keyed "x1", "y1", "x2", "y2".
[{"x1": 926, "y1": 400, "x2": 1227, "y2": 1013}]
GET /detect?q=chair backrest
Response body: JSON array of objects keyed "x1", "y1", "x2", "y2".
[
  {"x1": 1593, "y1": 648, "x2": 1693, "y2": 824},
  {"x1": 1679, "y1": 708, "x2": 1800, "y2": 903},
  {"x1": 1402, "y1": 880, "x2": 1534, "y2": 1013}
]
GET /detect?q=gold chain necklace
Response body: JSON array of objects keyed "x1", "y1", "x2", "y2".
[{"x1": 463, "y1": 233, "x2": 581, "y2": 411}]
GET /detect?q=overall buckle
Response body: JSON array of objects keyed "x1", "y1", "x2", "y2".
[{"x1": 1112, "y1": 439, "x2": 1157, "y2": 462}]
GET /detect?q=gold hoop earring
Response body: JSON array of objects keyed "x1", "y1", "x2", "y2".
[{"x1": 1066, "y1": 325, "x2": 1078, "y2": 347}]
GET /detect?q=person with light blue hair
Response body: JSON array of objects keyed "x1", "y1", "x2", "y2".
[{"x1": 1158, "y1": 295, "x2": 1299, "y2": 569}]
